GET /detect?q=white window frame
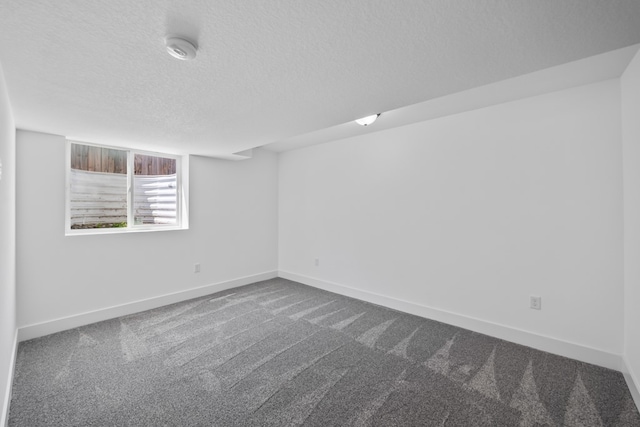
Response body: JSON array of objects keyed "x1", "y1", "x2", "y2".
[{"x1": 65, "y1": 140, "x2": 189, "y2": 235}]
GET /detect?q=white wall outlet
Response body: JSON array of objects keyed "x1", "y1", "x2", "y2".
[
  {"x1": 314, "y1": 258, "x2": 319, "y2": 267},
  {"x1": 530, "y1": 296, "x2": 541, "y2": 310},
  {"x1": 194, "y1": 263, "x2": 201, "y2": 273}
]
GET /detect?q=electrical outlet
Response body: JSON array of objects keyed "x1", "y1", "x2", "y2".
[
  {"x1": 530, "y1": 296, "x2": 541, "y2": 310},
  {"x1": 314, "y1": 258, "x2": 320, "y2": 267},
  {"x1": 194, "y1": 263, "x2": 201, "y2": 273}
]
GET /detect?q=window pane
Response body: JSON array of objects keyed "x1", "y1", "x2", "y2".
[
  {"x1": 69, "y1": 143, "x2": 128, "y2": 229},
  {"x1": 133, "y1": 154, "x2": 177, "y2": 225}
]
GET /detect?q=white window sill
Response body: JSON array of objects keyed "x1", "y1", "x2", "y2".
[{"x1": 65, "y1": 225, "x2": 188, "y2": 236}]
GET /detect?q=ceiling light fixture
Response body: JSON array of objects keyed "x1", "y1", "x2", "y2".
[
  {"x1": 165, "y1": 36, "x2": 198, "y2": 60},
  {"x1": 355, "y1": 114, "x2": 380, "y2": 126}
]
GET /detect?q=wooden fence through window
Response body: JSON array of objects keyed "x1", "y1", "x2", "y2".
[{"x1": 70, "y1": 144, "x2": 176, "y2": 175}]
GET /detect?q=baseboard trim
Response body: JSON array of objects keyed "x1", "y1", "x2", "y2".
[
  {"x1": 622, "y1": 355, "x2": 640, "y2": 411},
  {"x1": 18, "y1": 271, "x2": 278, "y2": 342},
  {"x1": 1, "y1": 330, "x2": 18, "y2": 427},
  {"x1": 278, "y1": 271, "x2": 622, "y2": 371}
]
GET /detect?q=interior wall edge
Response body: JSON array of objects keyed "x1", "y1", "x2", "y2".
[
  {"x1": 0, "y1": 330, "x2": 17, "y2": 427},
  {"x1": 17, "y1": 271, "x2": 278, "y2": 342},
  {"x1": 623, "y1": 355, "x2": 640, "y2": 417},
  {"x1": 278, "y1": 270, "x2": 623, "y2": 372}
]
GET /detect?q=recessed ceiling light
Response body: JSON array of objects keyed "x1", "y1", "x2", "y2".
[
  {"x1": 355, "y1": 114, "x2": 380, "y2": 126},
  {"x1": 165, "y1": 37, "x2": 198, "y2": 60}
]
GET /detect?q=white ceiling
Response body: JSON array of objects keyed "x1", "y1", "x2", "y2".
[
  {"x1": 1, "y1": 1, "x2": 640, "y2": 158},
  {"x1": 266, "y1": 44, "x2": 640, "y2": 153}
]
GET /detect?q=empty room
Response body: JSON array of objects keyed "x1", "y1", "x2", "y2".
[{"x1": 2, "y1": 1, "x2": 640, "y2": 425}]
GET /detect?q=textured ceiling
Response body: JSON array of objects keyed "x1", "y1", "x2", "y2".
[
  {"x1": 265, "y1": 44, "x2": 640, "y2": 152},
  {"x1": 1, "y1": 1, "x2": 640, "y2": 157}
]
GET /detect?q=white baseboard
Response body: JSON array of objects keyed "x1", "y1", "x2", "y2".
[
  {"x1": 1, "y1": 330, "x2": 18, "y2": 427},
  {"x1": 622, "y1": 355, "x2": 640, "y2": 412},
  {"x1": 278, "y1": 271, "x2": 623, "y2": 371},
  {"x1": 18, "y1": 271, "x2": 278, "y2": 342}
]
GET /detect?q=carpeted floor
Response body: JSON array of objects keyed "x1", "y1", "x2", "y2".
[{"x1": 8, "y1": 278, "x2": 640, "y2": 426}]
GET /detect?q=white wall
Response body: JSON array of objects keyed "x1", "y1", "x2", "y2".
[
  {"x1": 16, "y1": 131, "x2": 278, "y2": 334},
  {"x1": 0, "y1": 63, "x2": 16, "y2": 424},
  {"x1": 279, "y1": 79, "x2": 624, "y2": 361},
  {"x1": 622, "y1": 48, "x2": 640, "y2": 401}
]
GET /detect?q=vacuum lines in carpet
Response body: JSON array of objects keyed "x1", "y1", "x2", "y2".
[{"x1": 8, "y1": 278, "x2": 640, "y2": 426}]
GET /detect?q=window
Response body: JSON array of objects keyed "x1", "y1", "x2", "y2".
[{"x1": 66, "y1": 141, "x2": 187, "y2": 234}]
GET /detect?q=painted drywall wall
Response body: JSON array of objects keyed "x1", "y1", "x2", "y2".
[
  {"x1": 16, "y1": 130, "x2": 278, "y2": 329},
  {"x1": 622, "y1": 48, "x2": 640, "y2": 398},
  {"x1": 0, "y1": 63, "x2": 16, "y2": 424},
  {"x1": 279, "y1": 79, "x2": 624, "y2": 356}
]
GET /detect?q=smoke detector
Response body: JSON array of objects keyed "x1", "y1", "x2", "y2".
[{"x1": 165, "y1": 37, "x2": 198, "y2": 60}]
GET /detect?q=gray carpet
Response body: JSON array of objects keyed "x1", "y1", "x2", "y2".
[{"x1": 8, "y1": 278, "x2": 640, "y2": 426}]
